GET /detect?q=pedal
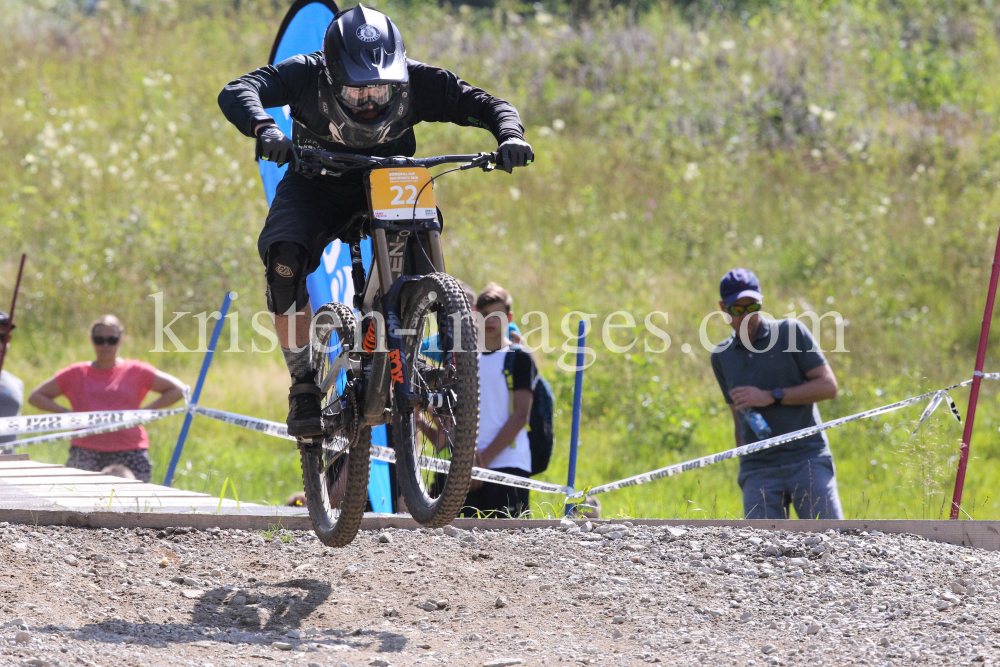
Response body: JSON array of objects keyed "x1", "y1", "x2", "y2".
[
  {"x1": 296, "y1": 437, "x2": 323, "y2": 450},
  {"x1": 362, "y1": 407, "x2": 393, "y2": 427}
]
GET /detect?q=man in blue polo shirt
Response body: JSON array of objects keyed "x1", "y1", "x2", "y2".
[{"x1": 710, "y1": 268, "x2": 844, "y2": 520}]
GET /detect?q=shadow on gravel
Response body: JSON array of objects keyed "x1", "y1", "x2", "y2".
[
  {"x1": 60, "y1": 577, "x2": 409, "y2": 653},
  {"x1": 193, "y1": 577, "x2": 331, "y2": 631}
]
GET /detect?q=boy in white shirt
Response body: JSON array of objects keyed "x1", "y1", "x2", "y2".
[{"x1": 464, "y1": 283, "x2": 537, "y2": 517}]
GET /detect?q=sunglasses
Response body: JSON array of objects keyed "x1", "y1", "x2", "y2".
[
  {"x1": 92, "y1": 335, "x2": 120, "y2": 346},
  {"x1": 724, "y1": 302, "x2": 762, "y2": 317}
]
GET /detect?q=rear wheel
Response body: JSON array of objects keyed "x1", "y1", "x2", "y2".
[
  {"x1": 392, "y1": 273, "x2": 479, "y2": 527},
  {"x1": 300, "y1": 302, "x2": 371, "y2": 547}
]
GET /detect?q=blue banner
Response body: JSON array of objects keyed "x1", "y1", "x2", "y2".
[{"x1": 259, "y1": 0, "x2": 393, "y2": 514}]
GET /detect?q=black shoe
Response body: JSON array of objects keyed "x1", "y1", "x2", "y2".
[{"x1": 287, "y1": 374, "x2": 324, "y2": 438}]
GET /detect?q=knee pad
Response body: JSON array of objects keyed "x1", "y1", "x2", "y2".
[{"x1": 265, "y1": 242, "x2": 310, "y2": 314}]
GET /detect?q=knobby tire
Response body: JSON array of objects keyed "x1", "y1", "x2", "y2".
[
  {"x1": 392, "y1": 273, "x2": 479, "y2": 527},
  {"x1": 301, "y1": 302, "x2": 371, "y2": 547}
]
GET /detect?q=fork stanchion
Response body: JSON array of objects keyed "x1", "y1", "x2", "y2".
[
  {"x1": 565, "y1": 319, "x2": 587, "y2": 517},
  {"x1": 164, "y1": 291, "x2": 234, "y2": 488}
]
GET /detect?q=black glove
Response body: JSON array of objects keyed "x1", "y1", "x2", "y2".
[
  {"x1": 255, "y1": 125, "x2": 294, "y2": 167},
  {"x1": 497, "y1": 138, "x2": 534, "y2": 173}
]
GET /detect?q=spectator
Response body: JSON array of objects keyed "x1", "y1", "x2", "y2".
[
  {"x1": 464, "y1": 283, "x2": 537, "y2": 517},
  {"x1": 420, "y1": 281, "x2": 520, "y2": 363},
  {"x1": 28, "y1": 315, "x2": 186, "y2": 483},
  {"x1": 709, "y1": 268, "x2": 844, "y2": 520},
  {"x1": 0, "y1": 311, "x2": 24, "y2": 454}
]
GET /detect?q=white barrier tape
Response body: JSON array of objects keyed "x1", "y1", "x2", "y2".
[
  {"x1": 191, "y1": 406, "x2": 295, "y2": 441},
  {"x1": 0, "y1": 407, "x2": 187, "y2": 438},
  {"x1": 367, "y1": 445, "x2": 570, "y2": 494},
  {"x1": 910, "y1": 391, "x2": 945, "y2": 440},
  {"x1": 469, "y1": 467, "x2": 569, "y2": 494},
  {"x1": 193, "y1": 406, "x2": 570, "y2": 494},
  {"x1": 13, "y1": 408, "x2": 185, "y2": 447},
  {"x1": 573, "y1": 379, "x2": 976, "y2": 499},
  {"x1": 944, "y1": 391, "x2": 962, "y2": 423}
]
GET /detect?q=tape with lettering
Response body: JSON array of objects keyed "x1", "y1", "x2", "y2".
[
  {"x1": 11, "y1": 408, "x2": 186, "y2": 448},
  {"x1": 0, "y1": 407, "x2": 186, "y2": 439},
  {"x1": 572, "y1": 378, "x2": 977, "y2": 499},
  {"x1": 193, "y1": 406, "x2": 570, "y2": 494}
]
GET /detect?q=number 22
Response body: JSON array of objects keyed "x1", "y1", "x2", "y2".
[{"x1": 390, "y1": 185, "x2": 418, "y2": 205}]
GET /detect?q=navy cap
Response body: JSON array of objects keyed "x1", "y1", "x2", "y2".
[{"x1": 720, "y1": 268, "x2": 763, "y2": 305}]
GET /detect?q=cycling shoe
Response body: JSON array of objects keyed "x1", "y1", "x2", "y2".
[{"x1": 287, "y1": 373, "x2": 324, "y2": 438}]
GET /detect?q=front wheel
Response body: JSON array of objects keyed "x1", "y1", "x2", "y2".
[
  {"x1": 300, "y1": 302, "x2": 371, "y2": 547},
  {"x1": 392, "y1": 273, "x2": 479, "y2": 527}
]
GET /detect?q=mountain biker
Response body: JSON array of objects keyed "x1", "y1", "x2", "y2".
[{"x1": 218, "y1": 5, "x2": 533, "y2": 437}]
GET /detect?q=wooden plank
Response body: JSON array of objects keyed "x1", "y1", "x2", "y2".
[
  {"x1": 447, "y1": 518, "x2": 1000, "y2": 551},
  {"x1": 5, "y1": 487, "x2": 213, "y2": 499},
  {"x1": 0, "y1": 461, "x2": 64, "y2": 470},
  {"x1": 0, "y1": 509, "x2": 995, "y2": 550},
  {"x1": 8, "y1": 476, "x2": 144, "y2": 486},
  {"x1": 0, "y1": 508, "x2": 314, "y2": 530},
  {"x1": 0, "y1": 454, "x2": 30, "y2": 462},
  {"x1": 0, "y1": 468, "x2": 104, "y2": 478},
  {"x1": 2, "y1": 498, "x2": 251, "y2": 512}
]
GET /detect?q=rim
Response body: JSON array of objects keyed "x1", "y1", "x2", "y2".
[{"x1": 406, "y1": 302, "x2": 461, "y2": 504}]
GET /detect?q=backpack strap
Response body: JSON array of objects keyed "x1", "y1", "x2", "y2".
[
  {"x1": 502, "y1": 345, "x2": 518, "y2": 415},
  {"x1": 503, "y1": 345, "x2": 532, "y2": 442}
]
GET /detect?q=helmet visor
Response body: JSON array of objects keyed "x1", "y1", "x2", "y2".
[{"x1": 336, "y1": 84, "x2": 394, "y2": 111}]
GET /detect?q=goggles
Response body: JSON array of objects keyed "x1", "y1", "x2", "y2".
[{"x1": 336, "y1": 84, "x2": 394, "y2": 110}]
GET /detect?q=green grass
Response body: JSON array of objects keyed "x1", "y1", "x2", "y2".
[{"x1": 3, "y1": 0, "x2": 1000, "y2": 518}]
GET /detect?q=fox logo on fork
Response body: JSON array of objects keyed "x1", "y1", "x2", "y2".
[{"x1": 389, "y1": 349, "x2": 404, "y2": 385}]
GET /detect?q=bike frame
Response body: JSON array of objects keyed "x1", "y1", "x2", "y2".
[{"x1": 294, "y1": 149, "x2": 495, "y2": 428}]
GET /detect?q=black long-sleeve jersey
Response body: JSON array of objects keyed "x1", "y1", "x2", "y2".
[{"x1": 218, "y1": 52, "x2": 525, "y2": 159}]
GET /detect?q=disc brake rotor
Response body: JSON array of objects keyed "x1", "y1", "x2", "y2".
[{"x1": 323, "y1": 381, "x2": 360, "y2": 460}]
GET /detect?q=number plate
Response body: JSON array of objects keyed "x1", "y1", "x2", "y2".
[{"x1": 368, "y1": 167, "x2": 436, "y2": 221}]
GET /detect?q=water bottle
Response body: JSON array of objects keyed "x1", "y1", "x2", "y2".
[{"x1": 741, "y1": 408, "x2": 772, "y2": 440}]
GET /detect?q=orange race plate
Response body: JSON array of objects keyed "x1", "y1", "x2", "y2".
[{"x1": 369, "y1": 167, "x2": 437, "y2": 221}]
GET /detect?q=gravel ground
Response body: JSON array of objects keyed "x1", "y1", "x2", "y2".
[{"x1": 0, "y1": 519, "x2": 997, "y2": 666}]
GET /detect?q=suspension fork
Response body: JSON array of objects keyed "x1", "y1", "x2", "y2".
[
  {"x1": 382, "y1": 278, "x2": 422, "y2": 409},
  {"x1": 349, "y1": 240, "x2": 366, "y2": 312},
  {"x1": 361, "y1": 232, "x2": 423, "y2": 422}
]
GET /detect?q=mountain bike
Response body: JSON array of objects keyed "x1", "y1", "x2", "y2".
[{"x1": 291, "y1": 148, "x2": 497, "y2": 547}]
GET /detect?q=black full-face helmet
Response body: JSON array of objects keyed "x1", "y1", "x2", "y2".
[{"x1": 319, "y1": 5, "x2": 411, "y2": 148}]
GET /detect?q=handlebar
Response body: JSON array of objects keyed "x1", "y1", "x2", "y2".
[{"x1": 290, "y1": 148, "x2": 498, "y2": 177}]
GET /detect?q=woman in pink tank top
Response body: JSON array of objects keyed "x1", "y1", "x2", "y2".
[{"x1": 28, "y1": 315, "x2": 186, "y2": 482}]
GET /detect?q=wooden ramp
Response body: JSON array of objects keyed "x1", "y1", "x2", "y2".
[{"x1": 0, "y1": 454, "x2": 304, "y2": 517}]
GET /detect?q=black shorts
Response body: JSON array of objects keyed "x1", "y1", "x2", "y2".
[
  {"x1": 460, "y1": 467, "x2": 531, "y2": 518},
  {"x1": 66, "y1": 446, "x2": 152, "y2": 483},
  {"x1": 257, "y1": 171, "x2": 370, "y2": 271}
]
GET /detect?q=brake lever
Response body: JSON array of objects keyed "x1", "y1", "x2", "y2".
[
  {"x1": 459, "y1": 152, "x2": 498, "y2": 172},
  {"x1": 290, "y1": 151, "x2": 324, "y2": 179}
]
